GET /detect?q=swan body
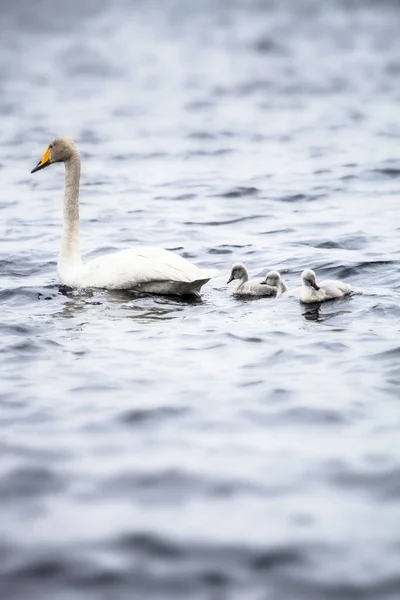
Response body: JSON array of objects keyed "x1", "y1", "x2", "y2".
[
  {"x1": 300, "y1": 269, "x2": 352, "y2": 303},
  {"x1": 262, "y1": 270, "x2": 287, "y2": 296},
  {"x1": 31, "y1": 138, "x2": 218, "y2": 296},
  {"x1": 227, "y1": 263, "x2": 277, "y2": 297},
  {"x1": 59, "y1": 247, "x2": 215, "y2": 295}
]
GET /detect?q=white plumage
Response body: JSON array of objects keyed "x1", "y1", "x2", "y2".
[
  {"x1": 300, "y1": 269, "x2": 352, "y2": 303},
  {"x1": 60, "y1": 247, "x2": 216, "y2": 295},
  {"x1": 31, "y1": 137, "x2": 218, "y2": 296}
]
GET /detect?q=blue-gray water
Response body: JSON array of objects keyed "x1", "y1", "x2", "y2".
[{"x1": 1, "y1": 1, "x2": 400, "y2": 598}]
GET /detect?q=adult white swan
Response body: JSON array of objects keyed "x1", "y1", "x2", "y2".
[{"x1": 31, "y1": 138, "x2": 218, "y2": 296}]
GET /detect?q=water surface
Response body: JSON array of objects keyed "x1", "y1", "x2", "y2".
[{"x1": 1, "y1": 1, "x2": 400, "y2": 598}]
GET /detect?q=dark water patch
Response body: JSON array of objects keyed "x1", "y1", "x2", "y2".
[
  {"x1": 0, "y1": 257, "x2": 56, "y2": 277},
  {"x1": 314, "y1": 240, "x2": 341, "y2": 249},
  {"x1": 0, "y1": 466, "x2": 65, "y2": 502},
  {"x1": 0, "y1": 102, "x2": 16, "y2": 116},
  {"x1": 337, "y1": 260, "x2": 396, "y2": 279},
  {"x1": 0, "y1": 338, "x2": 50, "y2": 358},
  {"x1": 154, "y1": 178, "x2": 210, "y2": 190},
  {"x1": 339, "y1": 174, "x2": 357, "y2": 181},
  {"x1": 235, "y1": 79, "x2": 274, "y2": 96},
  {"x1": 308, "y1": 234, "x2": 369, "y2": 250},
  {"x1": 368, "y1": 303, "x2": 400, "y2": 318},
  {"x1": 302, "y1": 304, "x2": 353, "y2": 323},
  {"x1": 114, "y1": 534, "x2": 309, "y2": 576},
  {"x1": 103, "y1": 468, "x2": 260, "y2": 502},
  {"x1": 60, "y1": 45, "x2": 121, "y2": 79},
  {"x1": 302, "y1": 304, "x2": 324, "y2": 321},
  {"x1": 385, "y1": 366, "x2": 400, "y2": 387},
  {"x1": 368, "y1": 346, "x2": 400, "y2": 361},
  {"x1": 1, "y1": 0, "x2": 107, "y2": 33},
  {"x1": 154, "y1": 193, "x2": 196, "y2": 201},
  {"x1": 268, "y1": 388, "x2": 294, "y2": 402},
  {"x1": 0, "y1": 440, "x2": 71, "y2": 463},
  {"x1": 184, "y1": 100, "x2": 214, "y2": 112},
  {"x1": 250, "y1": 546, "x2": 306, "y2": 571},
  {"x1": 286, "y1": 575, "x2": 400, "y2": 600},
  {"x1": 240, "y1": 379, "x2": 265, "y2": 388},
  {"x1": 269, "y1": 406, "x2": 350, "y2": 427},
  {"x1": 252, "y1": 36, "x2": 287, "y2": 55},
  {"x1": 349, "y1": 109, "x2": 366, "y2": 122},
  {"x1": 219, "y1": 187, "x2": 259, "y2": 198},
  {"x1": 258, "y1": 227, "x2": 295, "y2": 236},
  {"x1": 185, "y1": 215, "x2": 263, "y2": 226},
  {"x1": 227, "y1": 333, "x2": 264, "y2": 343},
  {"x1": 3, "y1": 554, "x2": 71, "y2": 581},
  {"x1": 327, "y1": 465, "x2": 400, "y2": 501},
  {"x1": 175, "y1": 193, "x2": 197, "y2": 200},
  {"x1": 385, "y1": 60, "x2": 400, "y2": 75},
  {"x1": 0, "y1": 323, "x2": 38, "y2": 337},
  {"x1": 370, "y1": 167, "x2": 400, "y2": 178},
  {"x1": 0, "y1": 339, "x2": 38, "y2": 361},
  {"x1": 78, "y1": 129, "x2": 104, "y2": 145},
  {"x1": 118, "y1": 406, "x2": 189, "y2": 427},
  {"x1": 207, "y1": 244, "x2": 251, "y2": 255},
  {"x1": 311, "y1": 341, "x2": 349, "y2": 353},
  {"x1": 184, "y1": 148, "x2": 234, "y2": 158},
  {"x1": 117, "y1": 532, "x2": 183, "y2": 559},
  {"x1": 279, "y1": 193, "x2": 325, "y2": 203},
  {"x1": 83, "y1": 180, "x2": 109, "y2": 188},
  {"x1": 278, "y1": 77, "x2": 349, "y2": 97},
  {"x1": 314, "y1": 169, "x2": 331, "y2": 175},
  {"x1": 111, "y1": 151, "x2": 168, "y2": 161},
  {"x1": 187, "y1": 131, "x2": 216, "y2": 140}
]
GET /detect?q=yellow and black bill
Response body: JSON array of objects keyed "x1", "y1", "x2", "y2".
[{"x1": 31, "y1": 147, "x2": 52, "y2": 174}]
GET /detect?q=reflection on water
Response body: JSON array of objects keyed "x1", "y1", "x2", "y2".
[
  {"x1": 55, "y1": 286, "x2": 189, "y2": 324},
  {"x1": 301, "y1": 300, "x2": 353, "y2": 322}
]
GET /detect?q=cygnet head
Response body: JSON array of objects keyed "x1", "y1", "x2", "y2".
[
  {"x1": 31, "y1": 137, "x2": 78, "y2": 174},
  {"x1": 265, "y1": 270, "x2": 281, "y2": 287},
  {"x1": 301, "y1": 269, "x2": 320, "y2": 291},
  {"x1": 227, "y1": 263, "x2": 248, "y2": 284}
]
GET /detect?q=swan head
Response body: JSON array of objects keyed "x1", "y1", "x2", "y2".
[
  {"x1": 31, "y1": 137, "x2": 78, "y2": 173},
  {"x1": 227, "y1": 263, "x2": 248, "y2": 284},
  {"x1": 264, "y1": 270, "x2": 281, "y2": 287},
  {"x1": 301, "y1": 269, "x2": 320, "y2": 291}
]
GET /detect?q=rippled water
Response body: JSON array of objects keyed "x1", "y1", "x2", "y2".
[{"x1": 1, "y1": 0, "x2": 400, "y2": 598}]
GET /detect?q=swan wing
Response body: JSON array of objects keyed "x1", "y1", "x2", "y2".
[
  {"x1": 320, "y1": 279, "x2": 352, "y2": 295},
  {"x1": 235, "y1": 279, "x2": 277, "y2": 297}
]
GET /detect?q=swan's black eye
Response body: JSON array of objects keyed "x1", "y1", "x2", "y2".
[{"x1": 49, "y1": 144, "x2": 53, "y2": 149}]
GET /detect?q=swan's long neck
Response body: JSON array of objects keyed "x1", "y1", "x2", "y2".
[{"x1": 59, "y1": 154, "x2": 82, "y2": 270}]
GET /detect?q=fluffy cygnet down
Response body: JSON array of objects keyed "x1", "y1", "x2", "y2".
[
  {"x1": 300, "y1": 269, "x2": 352, "y2": 303},
  {"x1": 262, "y1": 270, "x2": 288, "y2": 296},
  {"x1": 227, "y1": 263, "x2": 277, "y2": 297}
]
